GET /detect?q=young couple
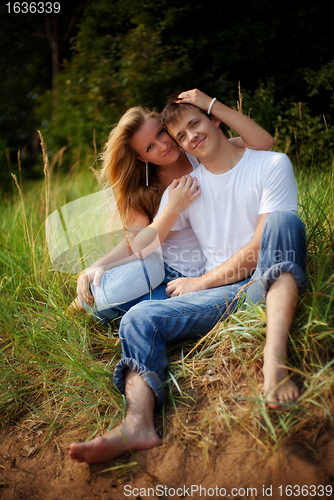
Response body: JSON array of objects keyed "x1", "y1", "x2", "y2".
[{"x1": 69, "y1": 89, "x2": 307, "y2": 465}]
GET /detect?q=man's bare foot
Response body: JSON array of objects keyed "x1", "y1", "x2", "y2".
[
  {"x1": 262, "y1": 351, "x2": 299, "y2": 410},
  {"x1": 69, "y1": 415, "x2": 161, "y2": 464}
]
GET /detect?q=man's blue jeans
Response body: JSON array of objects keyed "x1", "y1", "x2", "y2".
[{"x1": 113, "y1": 211, "x2": 307, "y2": 406}]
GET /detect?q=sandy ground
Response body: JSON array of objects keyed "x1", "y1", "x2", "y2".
[{"x1": 1, "y1": 411, "x2": 334, "y2": 500}]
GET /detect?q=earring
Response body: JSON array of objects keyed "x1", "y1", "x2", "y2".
[{"x1": 145, "y1": 162, "x2": 149, "y2": 187}]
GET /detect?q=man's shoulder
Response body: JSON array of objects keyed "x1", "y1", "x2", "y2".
[
  {"x1": 189, "y1": 162, "x2": 205, "y2": 178},
  {"x1": 246, "y1": 148, "x2": 289, "y2": 161},
  {"x1": 244, "y1": 149, "x2": 293, "y2": 172}
]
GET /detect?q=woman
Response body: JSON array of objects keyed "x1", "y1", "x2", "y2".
[{"x1": 70, "y1": 89, "x2": 273, "y2": 322}]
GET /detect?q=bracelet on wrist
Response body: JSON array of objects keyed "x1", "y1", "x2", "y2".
[{"x1": 207, "y1": 97, "x2": 217, "y2": 115}]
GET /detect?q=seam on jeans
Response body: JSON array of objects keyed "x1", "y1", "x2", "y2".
[{"x1": 141, "y1": 259, "x2": 152, "y2": 290}]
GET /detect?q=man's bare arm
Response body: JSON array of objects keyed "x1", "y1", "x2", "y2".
[{"x1": 166, "y1": 213, "x2": 269, "y2": 297}]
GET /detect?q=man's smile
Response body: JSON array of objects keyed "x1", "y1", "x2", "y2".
[{"x1": 193, "y1": 137, "x2": 206, "y2": 149}]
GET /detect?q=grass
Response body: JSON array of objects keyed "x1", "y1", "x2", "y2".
[{"x1": 0, "y1": 146, "x2": 334, "y2": 469}]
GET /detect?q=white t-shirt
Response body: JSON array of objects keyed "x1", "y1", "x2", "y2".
[
  {"x1": 157, "y1": 149, "x2": 298, "y2": 273},
  {"x1": 156, "y1": 153, "x2": 206, "y2": 277}
]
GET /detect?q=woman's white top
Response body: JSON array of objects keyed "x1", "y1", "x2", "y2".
[{"x1": 156, "y1": 153, "x2": 206, "y2": 277}]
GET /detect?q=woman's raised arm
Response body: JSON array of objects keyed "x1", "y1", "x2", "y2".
[{"x1": 176, "y1": 88, "x2": 274, "y2": 151}]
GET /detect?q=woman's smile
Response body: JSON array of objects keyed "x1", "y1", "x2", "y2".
[{"x1": 163, "y1": 144, "x2": 174, "y2": 157}]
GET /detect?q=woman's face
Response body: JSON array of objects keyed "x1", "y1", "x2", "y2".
[{"x1": 130, "y1": 117, "x2": 180, "y2": 166}]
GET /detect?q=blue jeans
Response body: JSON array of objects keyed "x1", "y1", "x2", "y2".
[
  {"x1": 81, "y1": 253, "x2": 184, "y2": 323},
  {"x1": 113, "y1": 211, "x2": 307, "y2": 406}
]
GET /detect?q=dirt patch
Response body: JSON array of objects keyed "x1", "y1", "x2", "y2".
[{"x1": 1, "y1": 415, "x2": 334, "y2": 500}]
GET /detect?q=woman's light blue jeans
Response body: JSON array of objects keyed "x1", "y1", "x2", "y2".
[
  {"x1": 80, "y1": 252, "x2": 185, "y2": 323},
  {"x1": 113, "y1": 211, "x2": 307, "y2": 406}
]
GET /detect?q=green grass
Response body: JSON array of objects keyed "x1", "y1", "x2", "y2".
[{"x1": 0, "y1": 155, "x2": 334, "y2": 459}]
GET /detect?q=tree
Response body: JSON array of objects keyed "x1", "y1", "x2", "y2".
[{"x1": 0, "y1": 2, "x2": 87, "y2": 188}]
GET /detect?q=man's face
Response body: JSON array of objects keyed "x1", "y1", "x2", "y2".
[{"x1": 167, "y1": 108, "x2": 221, "y2": 162}]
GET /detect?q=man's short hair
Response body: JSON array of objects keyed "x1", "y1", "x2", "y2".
[{"x1": 159, "y1": 94, "x2": 210, "y2": 133}]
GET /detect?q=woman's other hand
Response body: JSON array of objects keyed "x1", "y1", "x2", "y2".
[
  {"x1": 77, "y1": 266, "x2": 105, "y2": 304},
  {"x1": 176, "y1": 89, "x2": 214, "y2": 114},
  {"x1": 167, "y1": 175, "x2": 200, "y2": 215}
]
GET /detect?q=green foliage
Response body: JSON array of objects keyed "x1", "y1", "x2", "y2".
[
  {"x1": 242, "y1": 82, "x2": 334, "y2": 169},
  {"x1": 304, "y1": 60, "x2": 334, "y2": 111},
  {"x1": 0, "y1": 2, "x2": 87, "y2": 185},
  {"x1": 35, "y1": 0, "x2": 132, "y2": 157},
  {"x1": 275, "y1": 102, "x2": 333, "y2": 168},
  {"x1": 242, "y1": 81, "x2": 285, "y2": 134}
]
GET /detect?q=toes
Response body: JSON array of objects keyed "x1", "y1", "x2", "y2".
[
  {"x1": 68, "y1": 444, "x2": 89, "y2": 463},
  {"x1": 266, "y1": 385, "x2": 299, "y2": 410},
  {"x1": 268, "y1": 403, "x2": 281, "y2": 410},
  {"x1": 68, "y1": 452, "x2": 86, "y2": 462},
  {"x1": 282, "y1": 385, "x2": 299, "y2": 405},
  {"x1": 72, "y1": 456, "x2": 88, "y2": 463},
  {"x1": 264, "y1": 390, "x2": 281, "y2": 409}
]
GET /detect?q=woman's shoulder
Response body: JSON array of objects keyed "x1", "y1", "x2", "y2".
[{"x1": 127, "y1": 211, "x2": 150, "y2": 228}]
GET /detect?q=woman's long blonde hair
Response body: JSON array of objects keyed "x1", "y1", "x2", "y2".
[{"x1": 100, "y1": 107, "x2": 162, "y2": 226}]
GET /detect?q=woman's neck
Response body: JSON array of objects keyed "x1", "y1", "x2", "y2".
[{"x1": 157, "y1": 149, "x2": 193, "y2": 190}]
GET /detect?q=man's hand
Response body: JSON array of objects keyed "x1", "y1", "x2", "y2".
[
  {"x1": 77, "y1": 266, "x2": 105, "y2": 304},
  {"x1": 166, "y1": 276, "x2": 206, "y2": 297}
]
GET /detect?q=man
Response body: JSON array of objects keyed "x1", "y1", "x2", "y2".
[{"x1": 69, "y1": 89, "x2": 306, "y2": 464}]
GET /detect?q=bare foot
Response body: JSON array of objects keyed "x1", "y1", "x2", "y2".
[
  {"x1": 68, "y1": 416, "x2": 161, "y2": 464},
  {"x1": 262, "y1": 351, "x2": 299, "y2": 410},
  {"x1": 68, "y1": 297, "x2": 86, "y2": 316},
  {"x1": 42, "y1": 313, "x2": 58, "y2": 327},
  {"x1": 42, "y1": 298, "x2": 85, "y2": 326}
]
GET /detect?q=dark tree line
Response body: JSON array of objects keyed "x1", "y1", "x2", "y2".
[{"x1": 1, "y1": 0, "x2": 333, "y2": 188}]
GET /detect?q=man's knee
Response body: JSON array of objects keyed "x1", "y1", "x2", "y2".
[
  {"x1": 121, "y1": 300, "x2": 162, "y2": 326},
  {"x1": 263, "y1": 211, "x2": 306, "y2": 256},
  {"x1": 265, "y1": 210, "x2": 303, "y2": 232},
  {"x1": 119, "y1": 301, "x2": 167, "y2": 348}
]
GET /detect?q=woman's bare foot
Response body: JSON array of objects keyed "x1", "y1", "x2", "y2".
[
  {"x1": 42, "y1": 298, "x2": 86, "y2": 326},
  {"x1": 42, "y1": 312, "x2": 58, "y2": 327},
  {"x1": 68, "y1": 297, "x2": 86, "y2": 316},
  {"x1": 69, "y1": 414, "x2": 161, "y2": 464},
  {"x1": 262, "y1": 350, "x2": 299, "y2": 410}
]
